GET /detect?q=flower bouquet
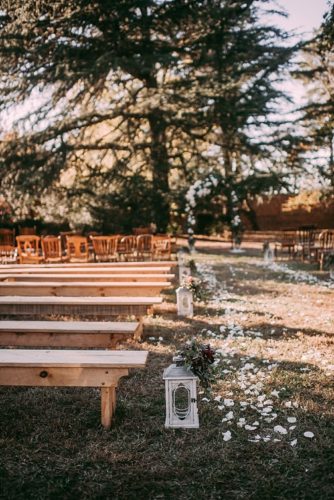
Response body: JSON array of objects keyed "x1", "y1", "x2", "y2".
[
  {"x1": 176, "y1": 339, "x2": 216, "y2": 388},
  {"x1": 182, "y1": 275, "x2": 209, "y2": 302}
]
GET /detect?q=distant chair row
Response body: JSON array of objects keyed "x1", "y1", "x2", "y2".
[
  {"x1": 275, "y1": 228, "x2": 334, "y2": 269},
  {"x1": 2, "y1": 234, "x2": 172, "y2": 264}
]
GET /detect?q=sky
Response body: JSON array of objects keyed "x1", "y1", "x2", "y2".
[{"x1": 276, "y1": 0, "x2": 328, "y2": 32}]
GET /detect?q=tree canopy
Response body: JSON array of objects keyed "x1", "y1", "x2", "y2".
[{"x1": 0, "y1": 0, "x2": 309, "y2": 232}]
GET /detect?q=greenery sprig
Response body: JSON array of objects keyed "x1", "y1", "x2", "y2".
[{"x1": 176, "y1": 339, "x2": 216, "y2": 388}]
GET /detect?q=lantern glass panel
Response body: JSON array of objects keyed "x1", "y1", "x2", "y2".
[
  {"x1": 173, "y1": 384, "x2": 191, "y2": 420},
  {"x1": 182, "y1": 295, "x2": 189, "y2": 308}
]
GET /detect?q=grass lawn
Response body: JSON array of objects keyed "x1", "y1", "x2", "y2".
[{"x1": 0, "y1": 248, "x2": 333, "y2": 499}]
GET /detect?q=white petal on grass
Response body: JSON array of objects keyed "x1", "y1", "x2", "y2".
[
  {"x1": 274, "y1": 425, "x2": 288, "y2": 435},
  {"x1": 222, "y1": 430, "x2": 232, "y2": 441},
  {"x1": 285, "y1": 401, "x2": 292, "y2": 408},
  {"x1": 271, "y1": 390, "x2": 280, "y2": 397},
  {"x1": 245, "y1": 425, "x2": 257, "y2": 431},
  {"x1": 214, "y1": 395, "x2": 222, "y2": 402},
  {"x1": 290, "y1": 439, "x2": 298, "y2": 447},
  {"x1": 304, "y1": 432, "x2": 314, "y2": 438},
  {"x1": 287, "y1": 417, "x2": 297, "y2": 423},
  {"x1": 289, "y1": 425, "x2": 296, "y2": 431},
  {"x1": 202, "y1": 397, "x2": 210, "y2": 402},
  {"x1": 224, "y1": 399, "x2": 234, "y2": 407}
]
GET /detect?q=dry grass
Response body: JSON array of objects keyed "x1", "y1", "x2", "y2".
[{"x1": 0, "y1": 248, "x2": 333, "y2": 499}]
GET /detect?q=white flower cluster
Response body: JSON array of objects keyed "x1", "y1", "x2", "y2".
[
  {"x1": 185, "y1": 175, "x2": 219, "y2": 234},
  {"x1": 230, "y1": 190, "x2": 242, "y2": 230},
  {"x1": 231, "y1": 215, "x2": 241, "y2": 227}
]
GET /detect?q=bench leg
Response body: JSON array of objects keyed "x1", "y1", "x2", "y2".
[
  {"x1": 135, "y1": 318, "x2": 144, "y2": 340},
  {"x1": 101, "y1": 386, "x2": 116, "y2": 429}
]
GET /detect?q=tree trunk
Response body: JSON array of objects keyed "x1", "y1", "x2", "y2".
[
  {"x1": 243, "y1": 198, "x2": 260, "y2": 230},
  {"x1": 329, "y1": 131, "x2": 334, "y2": 187},
  {"x1": 148, "y1": 111, "x2": 170, "y2": 232}
]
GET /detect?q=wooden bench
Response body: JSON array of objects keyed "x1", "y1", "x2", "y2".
[
  {"x1": 0, "y1": 281, "x2": 171, "y2": 297},
  {"x1": 0, "y1": 261, "x2": 175, "y2": 268},
  {"x1": 0, "y1": 348, "x2": 148, "y2": 428},
  {"x1": 0, "y1": 320, "x2": 142, "y2": 348},
  {"x1": 0, "y1": 273, "x2": 175, "y2": 283},
  {"x1": 0, "y1": 266, "x2": 173, "y2": 275},
  {"x1": 0, "y1": 296, "x2": 162, "y2": 317}
]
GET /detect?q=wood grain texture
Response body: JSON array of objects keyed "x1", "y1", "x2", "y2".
[
  {"x1": 0, "y1": 349, "x2": 148, "y2": 428},
  {"x1": 0, "y1": 320, "x2": 141, "y2": 348},
  {"x1": 0, "y1": 349, "x2": 148, "y2": 368},
  {"x1": 0, "y1": 296, "x2": 161, "y2": 317},
  {"x1": 0, "y1": 267, "x2": 173, "y2": 275},
  {"x1": 1, "y1": 273, "x2": 174, "y2": 282},
  {"x1": 0, "y1": 281, "x2": 171, "y2": 297}
]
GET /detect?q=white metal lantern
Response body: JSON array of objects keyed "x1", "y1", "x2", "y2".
[
  {"x1": 176, "y1": 286, "x2": 193, "y2": 317},
  {"x1": 263, "y1": 247, "x2": 274, "y2": 264},
  {"x1": 163, "y1": 361, "x2": 199, "y2": 428},
  {"x1": 178, "y1": 264, "x2": 191, "y2": 284}
]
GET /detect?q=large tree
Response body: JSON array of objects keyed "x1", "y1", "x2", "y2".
[
  {"x1": 0, "y1": 0, "x2": 297, "y2": 232},
  {"x1": 291, "y1": 1, "x2": 334, "y2": 189},
  {"x1": 178, "y1": 0, "x2": 298, "y2": 234}
]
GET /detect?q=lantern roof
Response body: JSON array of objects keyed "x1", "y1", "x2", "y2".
[{"x1": 163, "y1": 363, "x2": 198, "y2": 380}]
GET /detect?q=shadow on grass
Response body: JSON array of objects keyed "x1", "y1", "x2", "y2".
[
  {"x1": 0, "y1": 348, "x2": 333, "y2": 499},
  {"x1": 242, "y1": 322, "x2": 334, "y2": 341}
]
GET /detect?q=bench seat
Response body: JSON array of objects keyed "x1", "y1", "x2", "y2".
[
  {"x1": 0, "y1": 320, "x2": 142, "y2": 348},
  {"x1": 0, "y1": 261, "x2": 175, "y2": 269},
  {"x1": 0, "y1": 281, "x2": 171, "y2": 297},
  {"x1": 0, "y1": 266, "x2": 173, "y2": 275},
  {"x1": 0, "y1": 296, "x2": 162, "y2": 317},
  {"x1": 0, "y1": 348, "x2": 148, "y2": 428},
  {"x1": 1, "y1": 273, "x2": 175, "y2": 282}
]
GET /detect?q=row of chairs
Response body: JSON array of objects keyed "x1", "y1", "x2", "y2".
[
  {"x1": 1, "y1": 234, "x2": 172, "y2": 264},
  {"x1": 275, "y1": 228, "x2": 334, "y2": 269}
]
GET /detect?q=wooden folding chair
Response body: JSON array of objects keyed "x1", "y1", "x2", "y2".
[
  {"x1": 152, "y1": 235, "x2": 171, "y2": 260},
  {"x1": 42, "y1": 236, "x2": 69, "y2": 263},
  {"x1": 136, "y1": 235, "x2": 153, "y2": 261},
  {"x1": 66, "y1": 235, "x2": 90, "y2": 263},
  {"x1": 318, "y1": 230, "x2": 334, "y2": 270},
  {"x1": 91, "y1": 236, "x2": 119, "y2": 262},
  {"x1": 295, "y1": 226, "x2": 317, "y2": 261},
  {"x1": 117, "y1": 236, "x2": 137, "y2": 261},
  {"x1": 16, "y1": 235, "x2": 44, "y2": 264}
]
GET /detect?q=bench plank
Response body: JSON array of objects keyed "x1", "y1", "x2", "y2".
[
  {"x1": 0, "y1": 320, "x2": 142, "y2": 348},
  {"x1": 0, "y1": 261, "x2": 175, "y2": 269},
  {"x1": 0, "y1": 281, "x2": 171, "y2": 297},
  {"x1": 0, "y1": 348, "x2": 148, "y2": 367},
  {"x1": 0, "y1": 296, "x2": 162, "y2": 317},
  {"x1": 0, "y1": 267, "x2": 173, "y2": 275},
  {"x1": 1, "y1": 273, "x2": 174, "y2": 282}
]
